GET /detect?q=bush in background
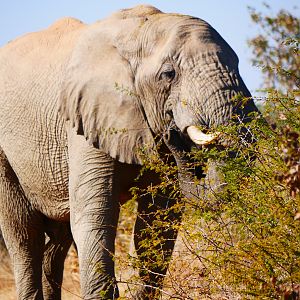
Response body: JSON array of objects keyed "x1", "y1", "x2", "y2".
[{"x1": 119, "y1": 6, "x2": 300, "y2": 300}]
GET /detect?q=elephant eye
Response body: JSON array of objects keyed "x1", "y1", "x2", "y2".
[{"x1": 159, "y1": 69, "x2": 176, "y2": 82}]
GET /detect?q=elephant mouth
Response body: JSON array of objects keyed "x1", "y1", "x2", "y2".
[
  {"x1": 164, "y1": 120, "x2": 256, "y2": 182},
  {"x1": 164, "y1": 125, "x2": 215, "y2": 180}
]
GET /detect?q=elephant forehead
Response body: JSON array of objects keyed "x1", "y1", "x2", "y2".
[{"x1": 139, "y1": 15, "x2": 236, "y2": 62}]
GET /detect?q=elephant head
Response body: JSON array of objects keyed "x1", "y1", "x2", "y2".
[{"x1": 60, "y1": 5, "x2": 258, "y2": 177}]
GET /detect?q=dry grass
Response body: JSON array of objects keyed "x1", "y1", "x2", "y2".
[
  {"x1": 0, "y1": 245, "x2": 81, "y2": 300},
  {"x1": 0, "y1": 245, "x2": 15, "y2": 300},
  {"x1": 0, "y1": 204, "x2": 233, "y2": 300},
  {"x1": 61, "y1": 247, "x2": 81, "y2": 299}
]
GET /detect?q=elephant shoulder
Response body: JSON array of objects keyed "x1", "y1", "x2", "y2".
[{"x1": 47, "y1": 17, "x2": 85, "y2": 34}]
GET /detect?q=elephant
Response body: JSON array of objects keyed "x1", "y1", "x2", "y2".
[
  {"x1": 0, "y1": 227, "x2": 8, "y2": 260},
  {"x1": 0, "y1": 5, "x2": 258, "y2": 300}
]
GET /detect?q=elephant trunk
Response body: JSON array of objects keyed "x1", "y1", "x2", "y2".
[
  {"x1": 165, "y1": 74, "x2": 259, "y2": 202},
  {"x1": 178, "y1": 161, "x2": 225, "y2": 204},
  {"x1": 163, "y1": 129, "x2": 225, "y2": 203},
  {"x1": 198, "y1": 74, "x2": 259, "y2": 149}
]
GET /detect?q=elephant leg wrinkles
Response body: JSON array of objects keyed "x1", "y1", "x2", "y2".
[
  {"x1": 0, "y1": 147, "x2": 45, "y2": 300},
  {"x1": 68, "y1": 131, "x2": 120, "y2": 299},
  {"x1": 42, "y1": 220, "x2": 73, "y2": 300}
]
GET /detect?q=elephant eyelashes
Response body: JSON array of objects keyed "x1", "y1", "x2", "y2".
[{"x1": 159, "y1": 69, "x2": 176, "y2": 82}]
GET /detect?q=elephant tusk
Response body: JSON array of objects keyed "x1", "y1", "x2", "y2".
[{"x1": 186, "y1": 126, "x2": 219, "y2": 145}]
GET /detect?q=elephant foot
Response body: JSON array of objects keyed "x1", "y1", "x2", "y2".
[{"x1": 82, "y1": 278, "x2": 119, "y2": 300}]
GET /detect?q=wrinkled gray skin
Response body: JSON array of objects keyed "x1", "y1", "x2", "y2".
[
  {"x1": 0, "y1": 228, "x2": 7, "y2": 257},
  {"x1": 0, "y1": 5, "x2": 258, "y2": 300}
]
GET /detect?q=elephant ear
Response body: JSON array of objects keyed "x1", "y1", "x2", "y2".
[{"x1": 59, "y1": 17, "x2": 156, "y2": 165}]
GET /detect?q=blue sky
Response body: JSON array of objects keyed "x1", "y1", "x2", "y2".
[{"x1": 0, "y1": 1, "x2": 299, "y2": 94}]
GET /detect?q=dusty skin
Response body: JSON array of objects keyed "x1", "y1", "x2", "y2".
[{"x1": 0, "y1": 4, "x2": 258, "y2": 300}]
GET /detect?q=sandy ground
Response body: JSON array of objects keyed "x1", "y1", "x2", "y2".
[
  {"x1": 0, "y1": 205, "x2": 235, "y2": 299},
  {"x1": 0, "y1": 236, "x2": 237, "y2": 300},
  {"x1": 0, "y1": 246, "x2": 81, "y2": 300}
]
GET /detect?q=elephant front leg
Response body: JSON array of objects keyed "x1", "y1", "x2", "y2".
[
  {"x1": 68, "y1": 134, "x2": 120, "y2": 299},
  {"x1": 72, "y1": 209, "x2": 119, "y2": 300},
  {"x1": 133, "y1": 194, "x2": 182, "y2": 299}
]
